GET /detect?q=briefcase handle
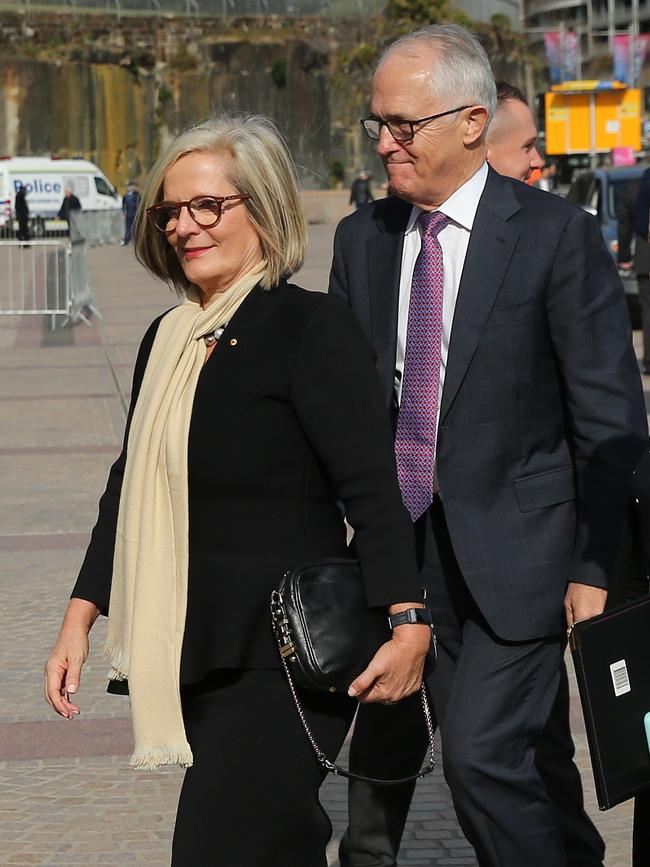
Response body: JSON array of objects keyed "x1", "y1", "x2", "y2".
[{"x1": 277, "y1": 644, "x2": 436, "y2": 785}]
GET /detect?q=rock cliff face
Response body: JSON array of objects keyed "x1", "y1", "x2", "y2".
[
  {"x1": 0, "y1": 10, "x2": 348, "y2": 190},
  {"x1": 0, "y1": 10, "x2": 526, "y2": 193},
  {"x1": 1, "y1": 60, "x2": 157, "y2": 188}
]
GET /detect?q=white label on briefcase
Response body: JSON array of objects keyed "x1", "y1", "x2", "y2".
[{"x1": 610, "y1": 660, "x2": 631, "y2": 697}]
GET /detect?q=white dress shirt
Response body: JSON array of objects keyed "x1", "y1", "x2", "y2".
[{"x1": 395, "y1": 162, "x2": 489, "y2": 410}]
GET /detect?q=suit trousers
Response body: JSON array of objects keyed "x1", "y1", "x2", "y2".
[
  {"x1": 171, "y1": 668, "x2": 356, "y2": 867},
  {"x1": 341, "y1": 663, "x2": 604, "y2": 867},
  {"x1": 341, "y1": 499, "x2": 603, "y2": 867}
]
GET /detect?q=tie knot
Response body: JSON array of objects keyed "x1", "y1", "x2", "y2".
[{"x1": 419, "y1": 210, "x2": 449, "y2": 238}]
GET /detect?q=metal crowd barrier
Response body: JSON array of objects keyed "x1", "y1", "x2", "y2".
[
  {"x1": 72, "y1": 210, "x2": 124, "y2": 246},
  {"x1": 0, "y1": 210, "x2": 123, "y2": 244},
  {"x1": 0, "y1": 240, "x2": 71, "y2": 331},
  {"x1": 65, "y1": 212, "x2": 103, "y2": 325},
  {"x1": 0, "y1": 217, "x2": 67, "y2": 241},
  {"x1": 0, "y1": 210, "x2": 122, "y2": 329}
]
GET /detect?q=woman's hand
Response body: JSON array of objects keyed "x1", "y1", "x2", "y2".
[
  {"x1": 347, "y1": 619, "x2": 431, "y2": 705},
  {"x1": 44, "y1": 599, "x2": 100, "y2": 719}
]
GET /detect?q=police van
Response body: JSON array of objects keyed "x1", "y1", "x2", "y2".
[{"x1": 0, "y1": 156, "x2": 121, "y2": 234}]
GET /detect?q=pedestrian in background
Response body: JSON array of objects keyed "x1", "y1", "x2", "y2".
[
  {"x1": 57, "y1": 186, "x2": 82, "y2": 223},
  {"x1": 330, "y1": 23, "x2": 647, "y2": 867},
  {"x1": 44, "y1": 113, "x2": 430, "y2": 867},
  {"x1": 121, "y1": 180, "x2": 141, "y2": 246},
  {"x1": 14, "y1": 183, "x2": 30, "y2": 241},
  {"x1": 486, "y1": 82, "x2": 544, "y2": 184},
  {"x1": 349, "y1": 168, "x2": 374, "y2": 209}
]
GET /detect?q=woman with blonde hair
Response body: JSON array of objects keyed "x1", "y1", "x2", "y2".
[{"x1": 44, "y1": 114, "x2": 431, "y2": 866}]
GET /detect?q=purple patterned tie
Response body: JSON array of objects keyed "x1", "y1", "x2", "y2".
[{"x1": 395, "y1": 210, "x2": 449, "y2": 521}]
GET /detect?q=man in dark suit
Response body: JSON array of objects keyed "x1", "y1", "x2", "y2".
[
  {"x1": 330, "y1": 24, "x2": 647, "y2": 867},
  {"x1": 484, "y1": 81, "x2": 606, "y2": 867}
]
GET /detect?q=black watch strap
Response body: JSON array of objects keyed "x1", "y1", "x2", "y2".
[{"x1": 388, "y1": 607, "x2": 433, "y2": 628}]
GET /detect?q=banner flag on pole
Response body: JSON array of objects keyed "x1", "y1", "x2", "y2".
[
  {"x1": 544, "y1": 32, "x2": 563, "y2": 83},
  {"x1": 545, "y1": 31, "x2": 580, "y2": 83},
  {"x1": 633, "y1": 34, "x2": 650, "y2": 84},
  {"x1": 564, "y1": 31, "x2": 579, "y2": 80},
  {"x1": 613, "y1": 34, "x2": 649, "y2": 84},
  {"x1": 614, "y1": 34, "x2": 631, "y2": 83}
]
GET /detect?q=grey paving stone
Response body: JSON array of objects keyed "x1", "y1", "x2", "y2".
[
  {"x1": 0, "y1": 346, "x2": 107, "y2": 369},
  {"x1": 0, "y1": 365, "x2": 116, "y2": 398},
  {"x1": 0, "y1": 453, "x2": 116, "y2": 535},
  {"x1": 1, "y1": 553, "x2": 130, "y2": 724},
  {"x1": 0, "y1": 396, "x2": 121, "y2": 449}
]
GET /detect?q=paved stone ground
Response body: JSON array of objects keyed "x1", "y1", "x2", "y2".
[{"x1": 0, "y1": 222, "x2": 642, "y2": 865}]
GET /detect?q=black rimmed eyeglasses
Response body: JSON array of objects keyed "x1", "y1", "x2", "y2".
[
  {"x1": 147, "y1": 194, "x2": 251, "y2": 234},
  {"x1": 360, "y1": 106, "x2": 472, "y2": 143}
]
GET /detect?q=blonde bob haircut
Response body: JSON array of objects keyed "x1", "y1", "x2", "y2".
[{"x1": 134, "y1": 113, "x2": 307, "y2": 294}]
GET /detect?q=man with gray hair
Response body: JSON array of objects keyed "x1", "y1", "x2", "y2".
[{"x1": 330, "y1": 24, "x2": 646, "y2": 867}]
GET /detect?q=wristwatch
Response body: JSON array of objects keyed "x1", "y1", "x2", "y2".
[{"x1": 388, "y1": 607, "x2": 434, "y2": 629}]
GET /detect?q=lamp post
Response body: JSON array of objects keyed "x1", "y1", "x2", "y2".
[{"x1": 608, "y1": 0, "x2": 616, "y2": 50}]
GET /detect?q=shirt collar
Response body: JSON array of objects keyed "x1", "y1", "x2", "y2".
[{"x1": 405, "y1": 161, "x2": 489, "y2": 235}]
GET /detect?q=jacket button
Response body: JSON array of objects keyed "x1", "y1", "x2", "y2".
[{"x1": 229, "y1": 338, "x2": 238, "y2": 347}]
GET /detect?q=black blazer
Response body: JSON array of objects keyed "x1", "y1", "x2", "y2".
[
  {"x1": 329, "y1": 168, "x2": 648, "y2": 642},
  {"x1": 72, "y1": 280, "x2": 421, "y2": 683}
]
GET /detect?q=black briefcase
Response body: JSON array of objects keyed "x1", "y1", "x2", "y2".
[{"x1": 570, "y1": 595, "x2": 650, "y2": 809}]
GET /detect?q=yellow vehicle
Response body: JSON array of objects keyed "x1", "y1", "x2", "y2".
[{"x1": 545, "y1": 80, "x2": 641, "y2": 157}]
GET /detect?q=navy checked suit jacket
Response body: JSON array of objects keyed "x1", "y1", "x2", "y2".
[{"x1": 329, "y1": 167, "x2": 648, "y2": 641}]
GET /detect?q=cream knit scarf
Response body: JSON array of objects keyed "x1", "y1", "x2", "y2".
[{"x1": 106, "y1": 262, "x2": 266, "y2": 770}]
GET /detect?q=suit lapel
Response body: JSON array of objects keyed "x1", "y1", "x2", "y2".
[
  {"x1": 440, "y1": 170, "x2": 521, "y2": 422},
  {"x1": 367, "y1": 198, "x2": 411, "y2": 408}
]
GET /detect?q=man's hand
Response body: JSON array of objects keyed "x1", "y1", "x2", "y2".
[{"x1": 564, "y1": 581, "x2": 607, "y2": 631}]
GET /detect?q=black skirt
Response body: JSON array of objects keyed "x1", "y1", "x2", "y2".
[{"x1": 171, "y1": 668, "x2": 356, "y2": 867}]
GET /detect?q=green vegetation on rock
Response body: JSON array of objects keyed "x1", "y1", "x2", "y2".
[
  {"x1": 271, "y1": 59, "x2": 287, "y2": 88},
  {"x1": 168, "y1": 47, "x2": 199, "y2": 73},
  {"x1": 385, "y1": 0, "x2": 472, "y2": 28}
]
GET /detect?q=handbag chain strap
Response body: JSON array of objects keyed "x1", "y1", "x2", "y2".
[{"x1": 272, "y1": 594, "x2": 436, "y2": 785}]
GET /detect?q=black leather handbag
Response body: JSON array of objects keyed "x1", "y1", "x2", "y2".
[{"x1": 270, "y1": 558, "x2": 436, "y2": 785}]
